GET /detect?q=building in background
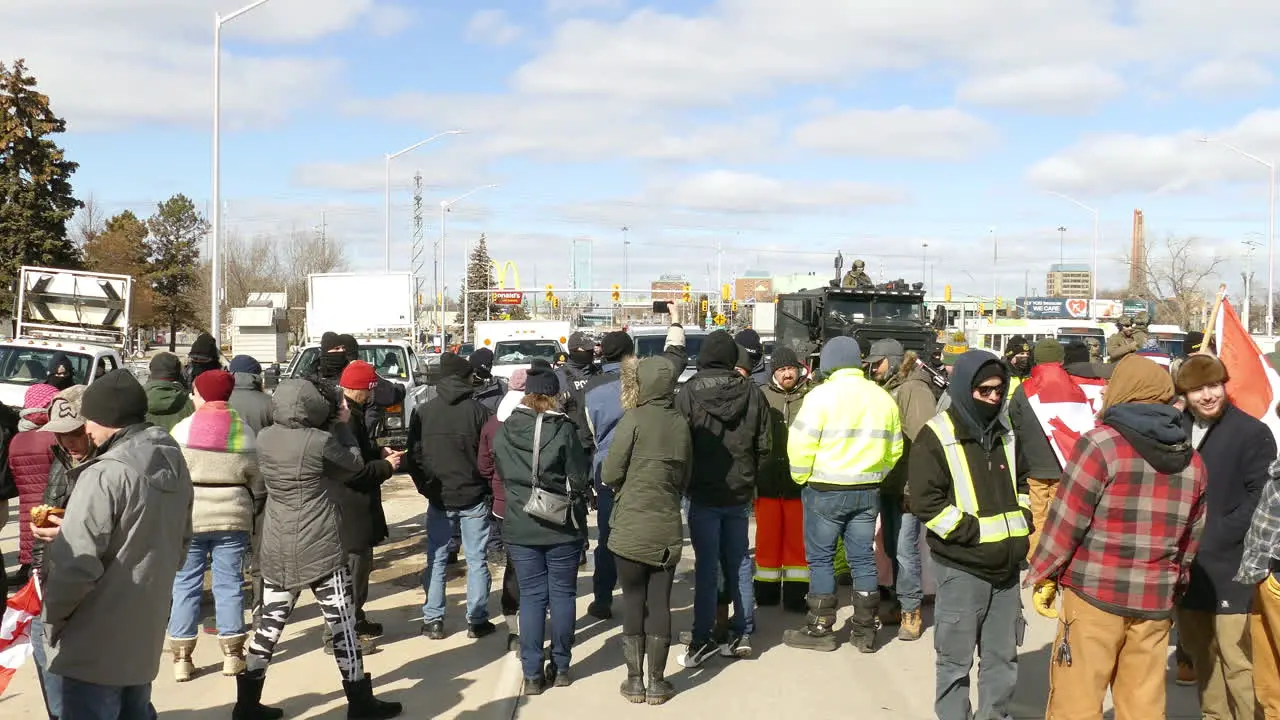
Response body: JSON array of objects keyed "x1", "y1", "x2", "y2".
[
  {"x1": 1045, "y1": 263, "x2": 1093, "y2": 298},
  {"x1": 735, "y1": 270, "x2": 774, "y2": 302},
  {"x1": 570, "y1": 238, "x2": 593, "y2": 299},
  {"x1": 651, "y1": 273, "x2": 688, "y2": 303}
]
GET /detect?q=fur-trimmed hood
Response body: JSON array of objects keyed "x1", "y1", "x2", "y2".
[{"x1": 621, "y1": 356, "x2": 676, "y2": 410}]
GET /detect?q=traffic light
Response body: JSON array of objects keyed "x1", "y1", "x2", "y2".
[
  {"x1": 731, "y1": 300, "x2": 738, "y2": 313},
  {"x1": 978, "y1": 302, "x2": 986, "y2": 315},
  {"x1": 611, "y1": 284, "x2": 621, "y2": 302},
  {"x1": 552, "y1": 296, "x2": 560, "y2": 309},
  {"x1": 545, "y1": 284, "x2": 554, "y2": 303},
  {"x1": 944, "y1": 285, "x2": 952, "y2": 302},
  {"x1": 721, "y1": 284, "x2": 731, "y2": 301},
  {"x1": 700, "y1": 298, "x2": 709, "y2": 316},
  {"x1": 996, "y1": 297, "x2": 1004, "y2": 310},
  {"x1": 682, "y1": 284, "x2": 691, "y2": 303}
]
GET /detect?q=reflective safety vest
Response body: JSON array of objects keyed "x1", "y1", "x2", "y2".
[
  {"x1": 788, "y1": 368, "x2": 903, "y2": 487},
  {"x1": 923, "y1": 413, "x2": 1031, "y2": 544}
]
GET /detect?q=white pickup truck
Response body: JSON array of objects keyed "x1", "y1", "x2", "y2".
[
  {"x1": 473, "y1": 320, "x2": 571, "y2": 380},
  {"x1": 0, "y1": 266, "x2": 133, "y2": 409}
]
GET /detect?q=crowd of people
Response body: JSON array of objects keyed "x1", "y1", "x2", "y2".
[{"x1": 4, "y1": 319, "x2": 1280, "y2": 720}]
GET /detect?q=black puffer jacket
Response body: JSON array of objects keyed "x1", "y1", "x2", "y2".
[
  {"x1": 675, "y1": 369, "x2": 771, "y2": 507},
  {"x1": 473, "y1": 376, "x2": 509, "y2": 415},
  {"x1": 494, "y1": 408, "x2": 590, "y2": 547},
  {"x1": 408, "y1": 376, "x2": 491, "y2": 509},
  {"x1": 555, "y1": 360, "x2": 600, "y2": 453},
  {"x1": 327, "y1": 397, "x2": 394, "y2": 550}
]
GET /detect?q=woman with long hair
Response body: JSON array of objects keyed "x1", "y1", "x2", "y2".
[{"x1": 493, "y1": 367, "x2": 590, "y2": 695}]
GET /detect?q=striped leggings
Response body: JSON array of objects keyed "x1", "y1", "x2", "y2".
[{"x1": 246, "y1": 566, "x2": 364, "y2": 682}]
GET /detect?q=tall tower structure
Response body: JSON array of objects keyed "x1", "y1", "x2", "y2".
[
  {"x1": 1129, "y1": 209, "x2": 1146, "y2": 296},
  {"x1": 570, "y1": 238, "x2": 593, "y2": 300}
]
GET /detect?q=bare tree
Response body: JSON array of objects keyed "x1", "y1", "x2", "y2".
[
  {"x1": 72, "y1": 195, "x2": 107, "y2": 249},
  {"x1": 1131, "y1": 234, "x2": 1222, "y2": 330}
]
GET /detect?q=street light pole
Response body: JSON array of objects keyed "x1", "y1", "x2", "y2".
[
  {"x1": 443, "y1": 184, "x2": 498, "y2": 344},
  {"x1": 1057, "y1": 226, "x2": 1067, "y2": 266},
  {"x1": 1048, "y1": 192, "x2": 1100, "y2": 302},
  {"x1": 383, "y1": 130, "x2": 464, "y2": 273},
  {"x1": 990, "y1": 227, "x2": 998, "y2": 304},
  {"x1": 1200, "y1": 137, "x2": 1276, "y2": 335},
  {"x1": 211, "y1": 0, "x2": 273, "y2": 345},
  {"x1": 621, "y1": 226, "x2": 630, "y2": 304},
  {"x1": 922, "y1": 241, "x2": 929, "y2": 285}
]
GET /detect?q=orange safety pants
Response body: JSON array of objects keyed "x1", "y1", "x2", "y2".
[{"x1": 754, "y1": 497, "x2": 808, "y2": 585}]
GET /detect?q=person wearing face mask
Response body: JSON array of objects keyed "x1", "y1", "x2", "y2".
[
  {"x1": 469, "y1": 348, "x2": 510, "y2": 414},
  {"x1": 315, "y1": 332, "x2": 355, "y2": 382},
  {"x1": 1175, "y1": 355, "x2": 1276, "y2": 720},
  {"x1": 184, "y1": 332, "x2": 224, "y2": 389},
  {"x1": 28, "y1": 385, "x2": 93, "y2": 720},
  {"x1": 1003, "y1": 335, "x2": 1031, "y2": 394},
  {"x1": 908, "y1": 351, "x2": 1030, "y2": 720},
  {"x1": 44, "y1": 352, "x2": 76, "y2": 391}
]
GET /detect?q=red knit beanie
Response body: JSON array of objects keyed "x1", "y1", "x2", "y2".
[
  {"x1": 340, "y1": 360, "x2": 379, "y2": 391},
  {"x1": 194, "y1": 370, "x2": 235, "y2": 403}
]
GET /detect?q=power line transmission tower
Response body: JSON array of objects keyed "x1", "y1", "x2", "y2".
[{"x1": 411, "y1": 171, "x2": 426, "y2": 326}]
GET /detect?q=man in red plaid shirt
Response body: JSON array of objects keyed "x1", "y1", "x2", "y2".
[{"x1": 1026, "y1": 354, "x2": 1208, "y2": 718}]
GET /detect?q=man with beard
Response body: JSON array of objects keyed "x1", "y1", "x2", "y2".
[
  {"x1": 1175, "y1": 355, "x2": 1276, "y2": 720},
  {"x1": 469, "y1": 348, "x2": 509, "y2": 414},
  {"x1": 865, "y1": 338, "x2": 936, "y2": 641},
  {"x1": 1107, "y1": 316, "x2": 1142, "y2": 363},
  {"x1": 754, "y1": 347, "x2": 811, "y2": 614}
]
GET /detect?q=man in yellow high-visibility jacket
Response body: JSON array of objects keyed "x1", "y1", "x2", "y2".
[
  {"x1": 782, "y1": 336, "x2": 903, "y2": 654},
  {"x1": 908, "y1": 350, "x2": 1031, "y2": 720}
]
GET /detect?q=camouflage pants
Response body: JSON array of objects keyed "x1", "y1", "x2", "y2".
[{"x1": 246, "y1": 566, "x2": 364, "y2": 683}]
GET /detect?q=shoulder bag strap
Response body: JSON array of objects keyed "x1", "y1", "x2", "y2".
[{"x1": 530, "y1": 412, "x2": 544, "y2": 488}]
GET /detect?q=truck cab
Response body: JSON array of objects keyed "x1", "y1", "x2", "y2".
[
  {"x1": 283, "y1": 338, "x2": 429, "y2": 450},
  {"x1": 628, "y1": 325, "x2": 707, "y2": 384},
  {"x1": 474, "y1": 320, "x2": 571, "y2": 380},
  {"x1": 775, "y1": 282, "x2": 937, "y2": 372},
  {"x1": 0, "y1": 266, "x2": 132, "y2": 409}
]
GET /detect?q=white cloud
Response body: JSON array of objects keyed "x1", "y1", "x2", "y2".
[
  {"x1": 0, "y1": 0, "x2": 400, "y2": 130},
  {"x1": 292, "y1": 150, "x2": 492, "y2": 194},
  {"x1": 1181, "y1": 58, "x2": 1274, "y2": 95},
  {"x1": 792, "y1": 107, "x2": 997, "y2": 161},
  {"x1": 644, "y1": 170, "x2": 907, "y2": 215},
  {"x1": 466, "y1": 9, "x2": 523, "y2": 46},
  {"x1": 349, "y1": 93, "x2": 780, "y2": 163},
  {"x1": 957, "y1": 65, "x2": 1126, "y2": 114},
  {"x1": 1027, "y1": 109, "x2": 1280, "y2": 195}
]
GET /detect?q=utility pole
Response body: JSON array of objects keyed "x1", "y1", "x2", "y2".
[
  {"x1": 621, "y1": 226, "x2": 629, "y2": 303},
  {"x1": 716, "y1": 237, "x2": 724, "y2": 315},
  {"x1": 990, "y1": 227, "x2": 998, "y2": 304},
  {"x1": 315, "y1": 211, "x2": 327, "y2": 257},
  {"x1": 1057, "y1": 226, "x2": 1067, "y2": 266},
  {"x1": 1024, "y1": 270, "x2": 1030, "y2": 319},
  {"x1": 410, "y1": 171, "x2": 424, "y2": 340}
]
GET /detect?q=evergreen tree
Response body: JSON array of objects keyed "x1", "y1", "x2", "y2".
[
  {"x1": 146, "y1": 194, "x2": 208, "y2": 350},
  {"x1": 463, "y1": 233, "x2": 500, "y2": 336},
  {"x1": 0, "y1": 59, "x2": 82, "y2": 310}
]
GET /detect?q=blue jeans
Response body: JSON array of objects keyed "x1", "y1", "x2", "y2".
[
  {"x1": 423, "y1": 501, "x2": 492, "y2": 624},
  {"x1": 508, "y1": 542, "x2": 579, "y2": 679},
  {"x1": 167, "y1": 531, "x2": 250, "y2": 638},
  {"x1": 802, "y1": 485, "x2": 879, "y2": 595},
  {"x1": 897, "y1": 512, "x2": 924, "y2": 613},
  {"x1": 31, "y1": 616, "x2": 63, "y2": 718},
  {"x1": 592, "y1": 481, "x2": 618, "y2": 606},
  {"x1": 61, "y1": 677, "x2": 155, "y2": 720},
  {"x1": 688, "y1": 501, "x2": 753, "y2": 643}
]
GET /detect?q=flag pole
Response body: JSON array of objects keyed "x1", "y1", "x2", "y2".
[{"x1": 1202, "y1": 284, "x2": 1229, "y2": 355}]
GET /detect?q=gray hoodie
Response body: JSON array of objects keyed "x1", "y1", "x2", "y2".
[
  {"x1": 43, "y1": 424, "x2": 193, "y2": 687},
  {"x1": 230, "y1": 372, "x2": 274, "y2": 435}
]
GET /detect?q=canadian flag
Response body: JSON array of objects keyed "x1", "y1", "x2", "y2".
[
  {"x1": 1023, "y1": 362, "x2": 1107, "y2": 467},
  {"x1": 1213, "y1": 298, "x2": 1280, "y2": 440},
  {"x1": 0, "y1": 576, "x2": 41, "y2": 695}
]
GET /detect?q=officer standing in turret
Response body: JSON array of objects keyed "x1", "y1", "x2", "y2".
[{"x1": 842, "y1": 260, "x2": 874, "y2": 289}]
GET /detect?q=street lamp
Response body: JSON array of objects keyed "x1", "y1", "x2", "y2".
[
  {"x1": 1244, "y1": 237, "x2": 1263, "y2": 332},
  {"x1": 1048, "y1": 192, "x2": 1100, "y2": 302},
  {"x1": 384, "y1": 130, "x2": 464, "y2": 273},
  {"x1": 1200, "y1": 137, "x2": 1276, "y2": 335},
  {"x1": 443, "y1": 184, "x2": 499, "y2": 344},
  {"x1": 921, "y1": 241, "x2": 929, "y2": 286},
  {"x1": 211, "y1": 0, "x2": 274, "y2": 345},
  {"x1": 622, "y1": 226, "x2": 630, "y2": 303},
  {"x1": 1057, "y1": 226, "x2": 1067, "y2": 266},
  {"x1": 989, "y1": 227, "x2": 998, "y2": 303}
]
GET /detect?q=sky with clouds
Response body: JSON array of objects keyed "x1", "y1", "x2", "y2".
[{"x1": 5, "y1": 0, "x2": 1280, "y2": 304}]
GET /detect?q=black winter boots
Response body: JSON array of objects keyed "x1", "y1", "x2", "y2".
[
  {"x1": 849, "y1": 591, "x2": 880, "y2": 654},
  {"x1": 782, "y1": 594, "x2": 839, "y2": 652},
  {"x1": 342, "y1": 674, "x2": 402, "y2": 719},
  {"x1": 645, "y1": 635, "x2": 675, "y2": 705},
  {"x1": 232, "y1": 669, "x2": 284, "y2": 720},
  {"x1": 620, "y1": 635, "x2": 646, "y2": 703}
]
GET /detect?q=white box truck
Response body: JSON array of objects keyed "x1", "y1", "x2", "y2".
[
  {"x1": 0, "y1": 266, "x2": 133, "y2": 408},
  {"x1": 473, "y1": 320, "x2": 572, "y2": 379}
]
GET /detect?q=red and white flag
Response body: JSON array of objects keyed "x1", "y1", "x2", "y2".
[
  {"x1": 1022, "y1": 362, "x2": 1106, "y2": 467},
  {"x1": 0, "y1": 576, "x2": 41, "y2": 695},
  {"x1": 1214, "y1": 298, "x2": 1280, "y2": 441}
]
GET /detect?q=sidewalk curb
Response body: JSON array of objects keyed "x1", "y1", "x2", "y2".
[{"x1": 494, "y1": 650, "x2": 524, "y2": 720}]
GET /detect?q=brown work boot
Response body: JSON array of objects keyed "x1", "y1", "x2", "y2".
[
  {"x1": 1176, "y1": 659, "x2": 1196, "y2": 686},
  {"x1": 898, "y1": 610, "x2": 923, "y2": 641}
]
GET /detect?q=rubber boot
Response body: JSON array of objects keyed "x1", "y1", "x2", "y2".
[
  {"x1": 849, "y1": 591, "x2": 880, "y2": 654},
  {"x1": 220, "y1": 633, "x2": 248, "y2": 676},
  {"x1": 781, "y1": 581, "x2": 809, "y2": 614},
  {"x1": 782, "y1": 594, "x2": 839, "y2": 652},
  {"x1": 754, "y1": 580, "x2": 781, "y2": 607},
  {"x1": 232, "y1": 669, "x2": 284, "y2": 720},
  {"x1": 342, "y1": 673, "x2": 402, "y2": 719},
  {"x1": 619, "y1": 635, "x2": 646, "y2": 703},
  {"x1": 645, "y1": 635, "x2": 675, "y2": 706},
  {"x1": 170, "y1": 637, "x2": 196, "y2": 682}
]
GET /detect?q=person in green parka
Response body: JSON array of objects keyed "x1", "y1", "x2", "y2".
[
  {"x1": 144, "y1": 352, "x2": 194, "y2": 432},
  {"x1": 603, "y1": 356, "x2": 692, "y2": 706}
]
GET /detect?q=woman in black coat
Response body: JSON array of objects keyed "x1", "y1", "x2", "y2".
[{"x1": 493, "y1": 367, "x2": 590, "y2": 695}]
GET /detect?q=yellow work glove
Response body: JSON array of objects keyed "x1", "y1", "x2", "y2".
[{"x1": 1032, "y1": 580, "x2": 1059, "y2": 619}]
